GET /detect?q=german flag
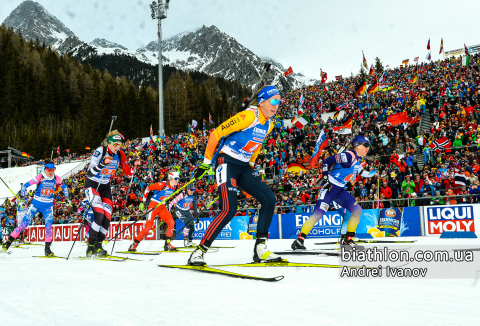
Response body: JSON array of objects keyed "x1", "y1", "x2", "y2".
[
  {"x1": 22, "y1": 152, "x2": 30, "y2": 158},
  {"x1": 409, "y1": 72, "x2": 418, "y2": 84},
  {"x1": 354, "y1": 80, "x2": 367, "y2": 96},
  {"x1": 367, "y1": 80, "x2": 379, "y2": 94},
  {"x1": 333, "y1": 111, "x2": 340, "y2": 120},
  {"x1": 402, "y1": 59, "x2": 409, "y2": 66},
  {"x1": 85, "y1": 146, "x2": 91, "y2": 150}
]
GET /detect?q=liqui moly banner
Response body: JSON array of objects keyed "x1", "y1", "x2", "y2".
[
  {"x1": 26, "y1": 221, "x2": 156, "y2": 242},
  {"x1": 423, "y1": 205, "x2": 477, "y2": 236}
]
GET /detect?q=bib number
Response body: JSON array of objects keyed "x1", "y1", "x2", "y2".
[{"x1": 40, "y1": 189, "x2": 54, "y2": 196}]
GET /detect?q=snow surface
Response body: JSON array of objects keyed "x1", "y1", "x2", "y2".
[
  {"x1": 2, "y1": 237, "x2": 480, "y2": 326},
  {"x1": 0, "y1": 161, "x2": 86, "y2": 204}
]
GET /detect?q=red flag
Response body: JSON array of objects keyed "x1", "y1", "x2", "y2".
[
  {"x1": 430, "y1": 137, "x2": 451, "y2": 154},
  {"x1": 321, "y1": 72, "x2": 327, "y2": 83},
  {"x1": 284, "y1": 66, "x2": 293, "y2": 77},
  {"x1": 335, "y1": 75, "x2": 343, "y2": 80},
  {"x1": 387, "y1": 112, "x2": 409, "y2": 125},
  {"x1": 57, "y1": 146, "x2": 60, "y2": 155}
]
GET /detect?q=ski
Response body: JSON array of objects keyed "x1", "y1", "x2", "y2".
[
  {"x1": 14, "y1": 243, "x2": 43, "y2": 246},
  {"x1": 212, "y1": 261, "x2": 379, "y2": 268},
  {"x1": 116, "y1": 251, "x2": 160, "y2": 255},
  {"x1": 33, "y1": 255, "x2": 66, "y2": 259},
  {"x1": 11, "y1": 245, "x2": 29, "y2": 249},
  {"x1": 158, "y1": 264, "x2": 284, "y2": 282},
  {"x1": 315, "y1": 239, "x2": 417, "y2": 245},
  {"x1": 72, "y1": 256, "x2": 129, "y2": 262},
  {"x1": 274, "y1": 250, "x2": 340, "y2": 257},
  {"x1": 146, "y1": 248, "x2": 219, "y2": 253}
]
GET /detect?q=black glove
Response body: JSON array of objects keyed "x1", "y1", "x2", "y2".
[
  {"x1": 194, "y1": 163, "x2": 210, "y2": 180},
  {"x1": 322, "y1": 175, "x2": 332, "y2": 189}
]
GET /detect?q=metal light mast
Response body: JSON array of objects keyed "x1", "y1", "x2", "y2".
[{"x1": 149, "y1": 0, "x2": 170, "y2": 137}]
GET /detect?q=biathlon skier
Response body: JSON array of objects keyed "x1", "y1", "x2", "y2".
[
  {"x1": 77, "y1": 198, "x2": 94, "y2": 243},
  {"x1": 85, "y1": 130, "x2": 132, "y2": 257},
  {"x1": 188, "y1": 85, "x2": 281, "y2": 266},
  {"x1": 16, "y1": 200, "x2": 28, "y2": 243},
  {"x1": 291, "y1": 135, "x2": 377, "y2": 250},
  {"x1": 128, "y1": 171, "x2": 179, "y2": 252},
  {"x1": 168, "y1": 184, "x2": 198, "y2": 247},
  {"x1": 2, "y1": 161, "x2": 69, "y2": 256}
]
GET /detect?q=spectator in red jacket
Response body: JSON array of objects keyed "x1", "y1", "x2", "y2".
[{"x1": 380, "y1": 180, "x2": 392, "y2": 199}]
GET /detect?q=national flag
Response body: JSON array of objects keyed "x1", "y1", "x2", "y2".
[
  {"x1": 439, "y1": 38, "x2": 443, "y2": 54},
  {"x1": 368, "y1": 64, "x2": 374, "y2": 76},
  {"x1": 367, "y1": 80, "x2": 379, "y2": 94},
  {"x1": 203, "y1": 119, "x2": 206, "y2": 137},
  {"x1": 323, "y1": 85, "x2": 329, "y2": 92},
  {"x1": 354, "y1": 80, "x2": 367, "y2": 96},
  {"x1": 430, "y1": 137, "x2": 451, "y2": 154},
  {"x1": 410, "y1": 72, "x2": 418, "y2": 84},
  {"x1": 21, "y1": 152, "x2": 30, "y2": 158},
  {"x1": 318, "y1": 98, "x2": 323, "y2": 111},
  {"x1": 464, "y1": 43, "x2": 469, "y2": 55},
  {"x1": 462, "y1": 55, "x2": 470, "y2": 67},
  {"x1": 335, "y1": 75, "x2": 343, "y2": 80},
  {"x1": 427, "y1": 38, "x2": 430, "y2": 50},
  {"x1": 336, "y1": 103, "x2": 348, "y2": 111},
  {"x1": 410, "y1": 116, "x2": 421, "y2": 126},
  {"x1": 416, "y1": 135, "x2": 425, "y2": 146},
  {"x1": 65, "y1": 149, "x2": 70, "y2": 153},
  {"x1": 426, "y1": 52, "x2": 431, "y2": 61},
  {"x1": 362, "y1": 50, "x2": 368, "y2": 69},
  {"x1": 135, "y1": 142, "x2": 145, "y2": 150},
  {"x1": 387, "y1": 111, "x2": 409, "y2": 125},
  {"x1": 321, "y1": 72, "x2": 327, "y2": 83},
  {"x1": 57, "y1": 146, "x2": 60, "y2": 155},
  {"x1": 209, "y1": 112, "x2": 214, "y2": 125},
  {"x1": 298, "y1": 93, "x2": 304, "y2": 108},
  {"x1": 333, "y1": 111, "x2": 340, "y2": 120},
  {"x1": 292, "y1": 114, "x2": 309, "y2": 129},
  {"x1": 378, "y1": 72, "x2": 389, "y2": 89},
  {"x1": 310, "y1": 129, "x2": 328, "y2": 166},
  {"x1": 333, "y1": 118, "x2": 352, "y2": 134},
  {"x1": 284, "y1": 66, "x2": 294, "y2": 77},
  {"x1": 414, "y1": 57, "x2": 419, "y2": 62},
  {"x1": 192, "y1": 120, "x2": 198, "y2": 129},
  {"x1": 402, "y1": 59, "x2": 409, "y2": 66},
  {"x1": 85, "y1": 146, "x2": 91, "y2": 150}
]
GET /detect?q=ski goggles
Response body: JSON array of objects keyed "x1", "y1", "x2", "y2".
[
  {"x1": 111, "y1": 142, "x2": 122, "y2": 147},
  {"x1": 268, "y1": 98, "x2": 281, "y2": 106}
]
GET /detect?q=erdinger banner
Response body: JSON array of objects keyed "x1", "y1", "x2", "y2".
[
  {"x1": 280, "y1": 207, "x2": 421, "y2": 239},
  {"x1": 175, "y1": 215, "x2": 248, "y2": 240},
  {"x1": 423, "y1": 205, "x2": 477, "y2": 236},
  {"x1": 26, "y1": 221, "x2": 156, "y2": 242}
]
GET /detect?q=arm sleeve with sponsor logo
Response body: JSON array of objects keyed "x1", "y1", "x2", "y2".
[
  {"x1": 322, "y1": 151, "x2": 354, "y2": 175},
  {"x1": 87, "y1": 147, "x2": 106, "y2": 176},
  {"x1": 203, "y1": 110, "x2": 256, "y2": 164}
]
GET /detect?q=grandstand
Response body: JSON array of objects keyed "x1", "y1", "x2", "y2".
[{"x1": 1, "y1": 53, "x2": 479, "y2": 228}]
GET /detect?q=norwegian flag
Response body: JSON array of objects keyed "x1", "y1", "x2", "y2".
[
  {"x1": 335, "y1": 75, "x2": 343, "y2": 80},
  {"x1": 414, "y1": 57, "x2": 419, "y2": 62},
  {"x1": 57, "y1": 146, "x2": 60, "y2": 155},
  {"x1": 148, "y1": 124, "x2": 155, "y2": 155},
  {"x1": 429, "y1": 137, "x2": 451, "y2": 154},
  {"x1": 65, "y1": 149, "x2": 70, "y2": 153}
]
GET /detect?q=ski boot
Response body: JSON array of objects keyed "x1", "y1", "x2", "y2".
[
  {"x1": 253, "y1": 235, "x2": 283, "y2": 263},
  {"x1": 1, "y1": 236, "x2": 14, "y2": 253},
  {"x1": 164, "y1": 238, "x2": 176, "y2": 251},
  {"x1": 95, "y1": 233, "x2": 108, "y2": 256},
  {"x1": 340, "y1": 232, "x2": 364, "y2": 250},
  {"x1": 188, "y1": 245, "x2": 207, "y2": 266},
  {"x1": 291, "y1": 233, "x2": 307, "y2": 250},
  {"x1": 86, "y1": 236, "x2": 98, "y2": 258},
  {"x1": 184, "y1": 238, "x2": 195, "y2": 248},
  {"x1": 128, "y1": 240, "x2": 139, "y2": 252},
  {"x1": 44, "y1": 242, "x2": 54, "y2": 257}
]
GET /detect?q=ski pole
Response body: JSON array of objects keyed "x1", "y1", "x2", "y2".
[
  {"x1": 0, "y1": 177, "x2": 22, "y2": 202},
  {"x1": 66, "y1": 166, "x2": 107, "y2": 260},
  {"x1": 172, "y1": 195, "x2": 219, "y2": 239},
  {"x1": 105, "y1": 177, "x2": 196, "y2": 244},
  {"x1": 110, "y1": 167, "x2": 136, "y2": 255}
]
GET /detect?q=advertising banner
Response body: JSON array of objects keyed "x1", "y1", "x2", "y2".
[
  {"x1": 25, "y1": 221, "x2": 155, "y2": 242},
  {"x1": 423, "y1": 204, "x2": 477, "y2": 236},
  {"x1": 174, "y1": 215, "x2": 249, "y2": 240},
  {"x1": 280, "y1": 207, "x2": 421, "y2": 239}
]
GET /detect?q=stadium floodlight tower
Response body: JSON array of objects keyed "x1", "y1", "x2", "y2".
[{"x1": 149, "y1": 0, "x2": 170, "y2": 137}]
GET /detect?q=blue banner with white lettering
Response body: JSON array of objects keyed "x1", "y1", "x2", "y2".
[
  {"x1": 279, "y1": 207, "x2": 421, "y2": 239},
  {"x1": 174, "y1": 215, "x2": 249, "y2": 240}
]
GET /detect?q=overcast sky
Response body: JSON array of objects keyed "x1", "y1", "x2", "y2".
[{"x1": 1, "y1": 0, "x2": 480, "y2": 80}]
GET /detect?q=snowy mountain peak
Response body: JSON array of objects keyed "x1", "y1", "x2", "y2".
[
  {"x1": 2, "y1": 0, "x2": 75, "y2": 49},
  {"x1": 90, "y1": 38, "x2": 127, "y2": 50}
]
